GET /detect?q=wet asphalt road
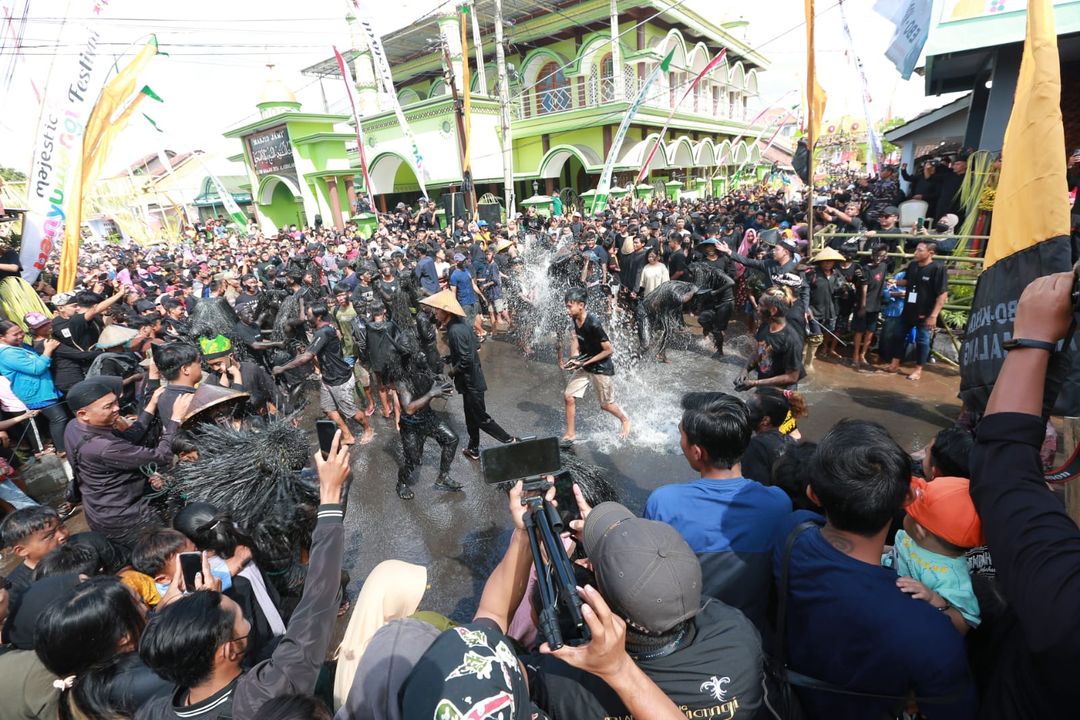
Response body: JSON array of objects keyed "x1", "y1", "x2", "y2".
[{"x1": 326, "y1": 322, "x2": 962, "y2": 621}]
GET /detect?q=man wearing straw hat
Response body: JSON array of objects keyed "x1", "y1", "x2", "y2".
[
  {"x1": 804, "y1": 246, "x2": 845, "y2": 372},
  {"x1": 420, "y1": 289, "x2": 517, "y2": 462}
]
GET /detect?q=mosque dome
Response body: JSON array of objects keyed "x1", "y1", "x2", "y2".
[{"x1": 257, "y1": 65, "x2": 301, "y2": 116}]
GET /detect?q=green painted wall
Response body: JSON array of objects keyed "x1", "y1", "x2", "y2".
[{"x1": 262, "y1": 182, "x2": 302, "y2": 229}]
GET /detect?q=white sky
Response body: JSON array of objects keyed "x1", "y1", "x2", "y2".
[{"x1": 0, "y1": 0, "x2": 959, "y2": 176}]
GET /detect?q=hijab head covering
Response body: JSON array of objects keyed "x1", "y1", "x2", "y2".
[
  {"x1": 333, "y1": 560, "x2": 427, "y2": 707},
  {"x1": 334, "y1": 618, "x2": 440, "y2": 720}
]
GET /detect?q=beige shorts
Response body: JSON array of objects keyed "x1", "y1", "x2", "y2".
[
  {"x1": 320, "y1": 375, "x2": 359, "y2": 417},
  {"x1": 565, "y1": 369, "x2": 615, "y2": 405}
]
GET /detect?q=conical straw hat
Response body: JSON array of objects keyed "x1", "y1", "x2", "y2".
[
  {"x1": 95, "y1": 325, "x2": 138, "y2": 349},
  {"x1": 810, "y1": 247, "x2": 847, "y2": 263},
  {"x1": 183, "y1": 383, "x2": 250, "y2": 426},
  {"x1": 419, "y1": 289, "x2": 466, "y2": 317}
]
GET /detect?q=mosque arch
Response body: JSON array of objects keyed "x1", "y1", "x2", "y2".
[
  {"x1": 367, "y1": 151, "x2": 420, "y2": 195},
  {"x1": 538, "y1": 144, "x2": 601, "y2": 179},
  {"x1": 695, "y1": 138, "x2": 717, "y2": 167},
  {"x1": 667, "y1": 136, "x2": 696, "y2": 168},
  {"x1": 618, "y1": 132, "x2": 671, "y2": 173},
  {"x1": 256, "y1": 174, "x2": 302, "y2": 205},
  {"x1": 397, "y1": 88, "x2": 421, "y2": 105},
  {"x1": 651, "y1": 28, "x2": 689, "y2": 69}
]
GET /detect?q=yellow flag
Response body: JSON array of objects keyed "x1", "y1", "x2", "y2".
[
  {"x1": 804, "y1": 0, "x2": 827, "y2": 179},
  {"x1": 960, "y1": 0, "x2": 1073, "y2": 418},
  {"x1": 59, "y1": 38, "x2": 159, "y2": 291},
  {"x1": 460, "y1": 10, "x2": 472, "y2": 175},
  {"x1": 983, "y1": 0, "x2": 1069, "y2": 269}
]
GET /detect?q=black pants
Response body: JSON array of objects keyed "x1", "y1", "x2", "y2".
[
  {"x1": 699, "y1": 301, "x2": 734, "y2": 351},
  {"x1": 461, "y1": 390, "x2": 512, "y2": 451},
  {"x1": 399, "y1": 413, "x2": 459, "y2": 485},
  {"x1": 36, "y1": 402, "x2": 71, "y2": 453}
]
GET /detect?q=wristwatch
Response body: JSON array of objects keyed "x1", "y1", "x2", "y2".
[{"x1": 1002, "y1": 337, "x2": 1058, "y2": 352}]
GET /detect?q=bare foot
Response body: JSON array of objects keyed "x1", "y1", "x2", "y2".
[
  {"x1": 359, "y1": 428, "x2": 375, "y2": 445},
  {"x1": 561, "y1": 434, "x2": 576, "y2": 443},
  {"x1": 365, "y1": 404, "x2": 376, "y2": 417},
  {"x1": 341, "y1": 434, "x2": 358, "y2": 446},
  {"x1": 618, "y1": 420, "x2": 631, "y2": 439},
  {"x1": 906, "y1": 371, "x2": 922, "y2": 381}
]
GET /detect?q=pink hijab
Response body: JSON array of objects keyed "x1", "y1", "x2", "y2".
[{"x1": 735, "y1": 229, "x2": 757, "y2": 279}]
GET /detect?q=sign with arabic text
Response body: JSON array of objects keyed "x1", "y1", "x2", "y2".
[{"x1": 245, "y1": 125, "x2": 296, "y2": 179}]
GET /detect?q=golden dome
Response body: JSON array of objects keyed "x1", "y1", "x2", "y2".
[{"x1": 258, "y1": 65, "x2": 297, "y2": 105}]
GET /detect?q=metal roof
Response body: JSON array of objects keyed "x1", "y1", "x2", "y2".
[
  {"x1": 303, "y1": 0, "x2": 582, "y2": 80},
  {"x1": 302, "y1": 0, "x2": 764, "y2": 81}
]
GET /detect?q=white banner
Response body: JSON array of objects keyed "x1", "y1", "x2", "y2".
[
  {"x1": 20, "y1": 3, "x2": 112, "y2": 283},
  {"x1": 355, "y1": 11, "x2": 429, "y2": 199},
  {"x1": 874, "y1": 0, "x2": 932, "y2": 81},
  {"x1": 593, "y1": 50, "x2": 674, "y2": 215}
]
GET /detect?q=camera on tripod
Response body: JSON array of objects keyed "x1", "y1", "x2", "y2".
[{"x1": 481, "y1": 437, "x2": 591, "y2": 650}]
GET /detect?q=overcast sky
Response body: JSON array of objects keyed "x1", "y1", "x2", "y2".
[{"x1": 0, "y1": 0, "x2": 958, "y2": 176}]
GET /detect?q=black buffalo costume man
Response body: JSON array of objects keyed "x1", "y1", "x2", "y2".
[{"x1": 419, "y1": 290, "x2": 517, "y2": 461}]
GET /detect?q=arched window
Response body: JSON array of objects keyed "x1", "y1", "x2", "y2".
[
  {"x1": 599, "y1": 53, "x2": 614, "y2": 102},
  {"x1": 535, "y1": 61, "x2": 570, "y2": 115}
]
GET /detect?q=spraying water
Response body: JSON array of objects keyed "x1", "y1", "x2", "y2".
[{"x1": 513, "y1": 234, "x2": 747, "y2": 454}]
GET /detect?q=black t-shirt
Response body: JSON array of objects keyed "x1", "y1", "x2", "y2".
[
  {"x1": 861, "y1": 261, "x2": 889, "y2": 313},
  {"x1": 753, "y1": 322, "x2": 804, "y2": 384},
  {"x1": 901, "y1": 260, "x2": 948, "y2": 323},
  {"x1": 307, "y1": 324, "x2": 353, "y2": 386},
  {"x1": 53, "y1": 312, "x2": 100, "y2": 351},
  {"x1": 526, "y1": 599, "x2": 763, "y2": 720},
  {"x1": 573, "y1": 313, "x2": 614, "y2": 376},
  {"x1": 667, "y1": 249, "x2": 688, "y2": 279},
  {"x1": 0, "y1": 249, "x2": 21, "y2": 279}
]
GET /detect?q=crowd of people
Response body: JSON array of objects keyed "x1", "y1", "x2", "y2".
[{"x1": 0, "y1": 176, "x2": 1075, "y2": 720}]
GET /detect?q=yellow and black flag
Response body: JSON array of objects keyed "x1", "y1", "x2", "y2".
[{"x1": 960, "y1": 0, "x2": 1074, "y2": 419}]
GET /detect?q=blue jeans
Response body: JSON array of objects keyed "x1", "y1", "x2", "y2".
[
  {"x1": 886, "y1": 319, "x2": 931, "y2": 366},
  {"x1": 0, "y1": 479, "x2": 39, "y2": 509}
]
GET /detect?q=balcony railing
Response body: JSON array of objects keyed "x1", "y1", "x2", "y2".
[{"x1": 510, "y1": 75, "x2": 757, "y2": 124}]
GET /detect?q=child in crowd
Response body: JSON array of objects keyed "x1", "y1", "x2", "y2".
[
  {"x1": 0, "y1": 505, "x2": 69, "y2": 598},
  {"x1": 130, "y1": 527, "x2": 231, "y2": 601},
  {"x1": 884, "y1": 476, "x2": 982, "y2": 635}
]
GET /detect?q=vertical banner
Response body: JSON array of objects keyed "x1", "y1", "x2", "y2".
[
  {"x1": 873, "y1": 0, "x2": 932, "y2": 81},
  {"x1": 58, "y1": 38, "x2": 159, "y2": 291},
  {"x1": 838, "y1": 0, "x2": 883, "y2": 175},
  {"x1": 960, "y1": 0, "x2": 1073, "y2": 420},
  {"x1": 635, "y1": 49, "x2": 726, "y2": 184},
  {"x1": 333, "y1": 46, "x2": 376, "y2": 211},
  {"x1": 354, "y1": 7, "x2": 429, "y2": 199},
  {"x1": 207, "y1": 172, "x2": 247, "y2": 228},
  {"x1": 593, "y1": 49, "x2": 674, "y2": 215},
  {"x1": 20, "y1": 1, "x2": 112, "y2": 283}
]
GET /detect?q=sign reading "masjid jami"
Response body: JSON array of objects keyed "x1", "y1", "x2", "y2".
[{"x1": 246, "y1": 125, "x2": 295, "y2": 178}]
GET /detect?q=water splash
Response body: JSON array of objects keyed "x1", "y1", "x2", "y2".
[{"x1": 513, "y1": 237, "x2": 747, "y2": 455}]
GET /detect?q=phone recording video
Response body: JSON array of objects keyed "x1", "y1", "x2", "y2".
[
  {"x1": 316, "y1": 418, "x2": 338, "y2": 459},
  {"x1": 178, "y1": 551, "x2": 202, "y2": 590}
]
